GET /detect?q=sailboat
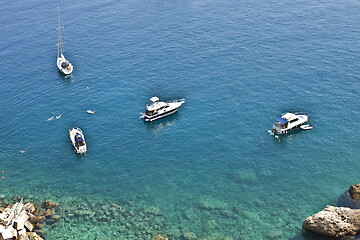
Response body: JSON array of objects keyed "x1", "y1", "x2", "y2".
[{"x1": 57, "y1": 7, "x2": 73, "y2": 75}]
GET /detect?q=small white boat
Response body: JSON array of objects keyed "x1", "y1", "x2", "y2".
[
  {"x1": 69, "y1": 128, "x2": 87, "y2": 154},
  {"x1": 57, "y1": 7, "x2": 73, "y2": 75},
  {"x1": 273, "y1": 112, "x2": 308, "y2": 134},
  {"x1": 300, "y1": 124, "x2": 313, "y2": 130},
  {"x1": 140, "y1": 97, "x2": 185, "y2": 122}
]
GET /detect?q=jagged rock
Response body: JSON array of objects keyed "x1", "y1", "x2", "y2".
[
  {"x1": 349, "y1": 184, "x2": 360, "y2": 200},
  {"x1": 24, "y1": 203, "x2": 36, "y2": 214},
  {"x1": 302, "y1": 205, "x2": 360, "y2": 239},
  {"x1": 18, "y1": 228, "x2": 29, "y2": 240},
  {"x1": 26, "y1": 212, "x2": 45, "y2": 224},
  {"x1": 0, "y1": 226, "x2": 16, "y2": 240},
  {"x1": 151, "y1": 234, "x2": 168, "y2": 240},
  {"x1": 26, "y1": 232, "x2": 44, "y2": 240},
  {"x1": 45, "y1": 209, "x2": 52, "y2": 217},
  {"x1": 34, "y1": 229, "x2": 45, "y2": 239},
  {"x1": 44, "y1": 201, "x2": 59, "y2": 209},
  {"x1": 25, "y1": 220, "x2": 34, "y2": 232},
  {"x1": 35, "y1": 223, "x2": 43, "y2": 229},
  {"x1": 14, "y1": 210, "x2": 29, "y2": 230}
]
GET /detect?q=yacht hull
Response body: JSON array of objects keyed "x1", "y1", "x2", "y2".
[{"x1": 144, "y1": 107, "x2": 179, "y2": 122}]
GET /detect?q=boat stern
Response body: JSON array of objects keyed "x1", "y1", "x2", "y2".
[{"x1": 78, "y1": 145, "x2": 87, "y2": 154}]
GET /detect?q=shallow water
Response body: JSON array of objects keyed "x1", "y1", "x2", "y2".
[{"x1": 0, "y1": 0, "x2": 360, "y2": 239}]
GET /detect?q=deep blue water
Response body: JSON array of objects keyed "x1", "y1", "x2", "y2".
[{"x1": 0, "y1": 0, "x2": 360, "y2": 239}]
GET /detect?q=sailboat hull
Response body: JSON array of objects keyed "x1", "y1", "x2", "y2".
[{"x1": 57, "y1": 55, "x2": 73, "y2": 75}]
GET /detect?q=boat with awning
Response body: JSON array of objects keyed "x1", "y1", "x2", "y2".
[{"x1": 272, "y1": 113, "x2": 308, "y2": 134}]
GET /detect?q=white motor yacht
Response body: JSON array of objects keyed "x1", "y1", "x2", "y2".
[
  {"x1": 272, "y1": 113, "x2": 308, "y2": 134},
  {"x1": 140, "y1": 97, "x2": 185, "y2": 122},
  {"x1": 69, "y1": 128, "x2": 87, "y2": 154},
  {"x1": 57, "y1": 7, "x2": 73, "y2": 75}
]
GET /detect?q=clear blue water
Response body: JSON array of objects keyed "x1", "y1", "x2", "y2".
[{"x1": 0, "y1": 0, "x2": 360, "y2": 239}]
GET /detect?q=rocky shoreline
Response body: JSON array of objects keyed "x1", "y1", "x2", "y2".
[
  {"x1": 4, "y1": 183, "x2": 360, "y2": 240},
  {"x1": 0, "y1": 199, "x2": 61, "y2": 240},
  {"x1": 302, "y1": 183, "x2": 360, "y2": 239},
  {"x1": 0, "y1": 197, "x2": 171, "y2": 240}
]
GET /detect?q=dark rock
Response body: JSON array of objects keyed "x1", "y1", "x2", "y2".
[
  {"x1": 27, "y1": 212, "x2": 46, "y2": 224},
  {"x1": 302, "y1": 205, "x2": 360, "y2": 239},
  {"x1": 37, "y1": 208, "x2": 46, "y2": 216},
  {"x1": 35, "y1": 229, "x2": 46, "y2": 239},
  {"x1": 44, "y1": 200, "x2": 59, "y2": 209},
  {"x1": 338, "y1": 191, "x2": 360, "y2": 209},
  {"x1": 350, "y1": 184, "x2": 360, "y2": 200},
  {"x1": 35, "y1": 223, "x2": 43, "y2": 229},
  {"x1": 45, "y1": 209, "x2": 52, "y2": 217},
  {"x1": 24, "y1": 202, "x2": 36, "y2": 213}
]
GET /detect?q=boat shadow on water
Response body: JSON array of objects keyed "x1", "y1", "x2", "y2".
[{"x1": 144, "y1": 112, "x2": 180, "y2": 135}]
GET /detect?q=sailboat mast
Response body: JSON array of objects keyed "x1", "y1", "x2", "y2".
[{"x1": 57, "y1": 7, "x2": 62, "y2": 57}]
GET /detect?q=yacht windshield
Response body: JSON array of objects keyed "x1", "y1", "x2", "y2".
[
  {"x1": 75, "y1": 134, "x2": 85, "y2": 146},
  {"x1": 145, "y1": 110, "x2": 154, "y2": 116}
]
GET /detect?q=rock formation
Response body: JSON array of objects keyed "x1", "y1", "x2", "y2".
[
  {"x1": 349, "y1": 184, "x2": 360, "y2": 200},
  {"x1": 151, "y1": 234, "x2": 168, "y2": 240},
  {"x1": 0, "y1": 199, "x2": 61, "y2": 240},
  {"x1": 302, "y1": 205, "x2": 360, "y2": 239}
]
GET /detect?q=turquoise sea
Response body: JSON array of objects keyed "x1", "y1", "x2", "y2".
[{"x1": 0, "y1": 0, "x2": 360, "y2": 239}]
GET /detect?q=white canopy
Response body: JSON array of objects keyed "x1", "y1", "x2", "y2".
[{"x1": 150, "y1": 96, "x2": 159, "y2": 102}]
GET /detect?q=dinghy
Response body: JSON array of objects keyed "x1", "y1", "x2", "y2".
[{"x1": 300, "y1": 124, "x2": 313, "y2": 130}]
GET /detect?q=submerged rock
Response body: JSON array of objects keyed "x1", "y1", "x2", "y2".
[
  {"x1": 338, "y1": 191, "x2": 360, "y2": 209},
  {"x1": 350, "y1": 184, "x2": 360, "y2": 200},
  {"x1": 151, "y1": 234, "x2": 168, "y2": 240},
  {"x1": 198, "y1": 196, "x2": 228, "y2": 210},
  {"x1": 44, "y1": 200, "x2": 59, "y2": 209},
  {"x1": 302, "y1": 205, "x2": 360, "y2": 239},
  {"x1": 265, "y1": 230, "x2": 282, "y2": 239},
  {"x1": 231, "y1": 169, "x2": 257, "y2": 184},
  {"x1": 182, "y1": 231, "x2": 197, "y2": 240}
]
